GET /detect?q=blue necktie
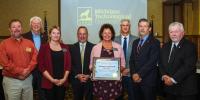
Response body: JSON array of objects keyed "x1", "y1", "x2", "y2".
[{"x1": 123, "y1": 37, "x2": 127, "y2": 59}]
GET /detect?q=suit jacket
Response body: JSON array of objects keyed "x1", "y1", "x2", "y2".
[
  {"x1": 70, "y1": 42, "x2": 94, "y2": 78},
  {"x1": 114, "y1": 34, "x2": 137, "y2": 68},
  {"x1": 23, "y1": 31, "x2": 48, "y2": 45},
  {"x1": 159, "y1": 38, "x2": 198, "y2": 95},
  {"x1": 38, "y1": 43, "x2": 71, "y2": 89},
  {"x1": 23, "y1": 31, "x2": 48, "y2": 75},
  {"x1": 129, "y1": 35, "x2": 160, "y2": 87}
]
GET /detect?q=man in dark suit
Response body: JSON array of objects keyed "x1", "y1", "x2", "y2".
[
  {"x1": 70, "y1": 26, "x2": 94, "y2": 100},
  {"x1": 129, "y1": 18, "x2": 160, "y2": 100},
  {"x1": 159, "y1": 22, "x2": 198, "y2": 100},
  {"x1": 115, "y1": 19, "x2": 137, "y2": 100},
  {"x1": 23, "y1": 16, "x2": 47, "y2": 100}
]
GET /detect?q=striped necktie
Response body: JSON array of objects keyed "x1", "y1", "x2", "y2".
[{"x1": 137, "y1": 39, "x2": 143, "y2": 54}]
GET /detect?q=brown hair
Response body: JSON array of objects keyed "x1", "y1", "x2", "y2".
[
  {"x1": 8, "y1": 19, "x2": 22, "y2": 28},
  {"x1": 77, "y1": 26, "x2": 88, "y2": 34},
  {"x1": 138, "y1": 18, "x2": 151, "y2": 27},
  {"x1": 99, "y1": 23, "x2": 115, "y2": 41}
]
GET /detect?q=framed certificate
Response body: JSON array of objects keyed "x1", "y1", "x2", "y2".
[{"x1": 92, "y1": 57, "x2": 121, "y2": 80}]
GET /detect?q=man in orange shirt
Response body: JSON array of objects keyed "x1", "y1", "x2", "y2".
[{"x1": 0, "y1": 19, "x2": 38, "y2": 100}]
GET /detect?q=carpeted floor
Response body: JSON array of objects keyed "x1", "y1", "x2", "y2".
[{"x1": 33, "y1": 84, "x2": 165, "y2": 100}]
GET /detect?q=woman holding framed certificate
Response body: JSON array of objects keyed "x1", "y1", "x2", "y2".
[{"x1": 89, "y1": 24, "x2": 126, "y2": 100}]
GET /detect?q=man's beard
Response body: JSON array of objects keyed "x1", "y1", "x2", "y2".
[
  {"x1": 139, "y1": 32, "x2": 146, "y2": 36},
  {"x1": 12, "y1": 33, "x2": 22, "y2": 39}
]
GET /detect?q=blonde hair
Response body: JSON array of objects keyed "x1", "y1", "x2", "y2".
[
  {"x1": 30, "y1": 16, "x2": 42, "y2": 26},
  {"x1": 48, "y1": 26, "x2": 62, "y2": 42},
  {"x1": 30, "y1": 16, "x2": 43, "y2": 33}
]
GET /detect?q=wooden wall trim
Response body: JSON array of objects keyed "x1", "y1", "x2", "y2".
[{"x1": 0, "y1": 36, "x2": 9, "y2": 39}]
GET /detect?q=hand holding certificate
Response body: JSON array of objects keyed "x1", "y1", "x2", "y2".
[{"x1": 92, "y1": 57, "x2": 121, "y2": 80}]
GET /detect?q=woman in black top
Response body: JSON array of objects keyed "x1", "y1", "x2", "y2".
[{"x1": 38, "y1": 26, "x2": 71, "y2": 100}]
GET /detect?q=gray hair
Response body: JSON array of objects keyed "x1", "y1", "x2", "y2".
[
  {"x1": 30, "y1": 16, "x2": 42, "y2": 26},
  {"x1": 120, "y1": 19, "x2": 131, "y2": 25},
  {"x1": 120, "y1": 19, "x2": 131, "y2": 34},
  {"x1": 168, "y1": 22, "x2": 184, "y2": 32}
]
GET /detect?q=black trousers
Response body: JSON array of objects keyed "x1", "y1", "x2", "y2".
[
  {"x1": 165, "y1": 93, "x2": 197, "y2": 100},
  {"x1": 43, "y1": 85, "x2": 66, "y2": 100},
  {"x1": 0, "y1": 69, "x2": 5, "y2": 100},
  {"x1": 71, "y1": 79, "x2": 93, "y2": 100},
  {"x1": 32, "y1": 68, "x2": 46, "y2": 100},
  {"x1": 133, "y1": 83, "x2": 156, "y2": 100}
]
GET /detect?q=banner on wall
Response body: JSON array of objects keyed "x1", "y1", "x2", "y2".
[{"x1": 60, "y1": 0, "x2": 147, "y2": 44}]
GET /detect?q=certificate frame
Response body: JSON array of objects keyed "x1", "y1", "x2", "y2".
[{"x1": 92, "y1": 57, "x2": 121, "y2": 80}]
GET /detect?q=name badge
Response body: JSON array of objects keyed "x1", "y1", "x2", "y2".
[{"x1": 25, "y1": 47, "x2": 32, "y2": 52}]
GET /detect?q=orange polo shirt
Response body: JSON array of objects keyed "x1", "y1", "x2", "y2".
[{"x1": 0, "y1": 37, "x2": 38, "y2": 78}]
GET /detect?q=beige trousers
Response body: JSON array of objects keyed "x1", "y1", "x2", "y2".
[{"x1": 3, "y1": 75, "x2": 33, "y2": 100}]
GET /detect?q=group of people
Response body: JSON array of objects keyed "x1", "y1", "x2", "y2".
[{"x1": 0, "y1": 16, "x2": 198, "y2": 100}]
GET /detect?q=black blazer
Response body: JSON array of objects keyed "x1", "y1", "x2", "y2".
[
  {"x1": 129, "y1": 35, "x2": 160, "y2": 87},
  {"x1": 23, "y1": 31, "x2": 48, "y2": 44},
  {"x1": 159, "y1": 38, "x2": 198, "y2": 95},
  {"x1": 69, "y1": 42, "x2": 94, "y2": 78},
  {"x1": 23, "y1": 31, "x2": 48, "y2": 73}
]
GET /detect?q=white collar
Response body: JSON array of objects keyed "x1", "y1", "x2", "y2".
[
  {"x1": 79, "y1": 42, "x2": 86, "y2": 46},
  {"x1": 121, "y1": 34, "x2": 129, "y2": 39},
  {"x1": 172, "y1": 42, "x2": 179, "y2": 46}
]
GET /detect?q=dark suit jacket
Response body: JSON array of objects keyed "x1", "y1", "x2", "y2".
[
  {"x1": 69, "y1": 42, "x2": 94, "y2": 79},
  {"x1": 23, "y1": 31, "x2": 48, "y2": 75},
  {"x1": 23, "y1": 31, "x2": 48, "y2": 44},
  {"x1": 159, "y1": 38, "x2": 198, "y2": 95},
  {"x1": 129, "y1": 35, "x2": 160, "y2": 87}
]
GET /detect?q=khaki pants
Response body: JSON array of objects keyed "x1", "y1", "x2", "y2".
[{"x1": 3, "y1": 75, "x2": 33, "y2": 100}]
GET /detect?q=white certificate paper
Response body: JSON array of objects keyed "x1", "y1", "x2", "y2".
[{"x1": 92, "y1": 57, "x2": 121, "y2": 80}]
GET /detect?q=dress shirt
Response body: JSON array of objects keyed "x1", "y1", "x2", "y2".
[
  {"x1": 0, "y1": 37, "x2": 37, "y2": 78},
  {"x1": 32, "y1": 32, "x2": 41, "y2": 51}
]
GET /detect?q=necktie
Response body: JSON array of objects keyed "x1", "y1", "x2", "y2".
[
  {"x1": 168, "y1": 44, "x2": 176, "y2": 63},
  {"x1": 123, "y1": 37, "x2": 127, "y2": 59},
  {"x1": 137, "y1": 39, "x2": 143, "y2": 54},
  {"x1": 81, "y1": 44, "x2": 85, "y2": 73}
]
